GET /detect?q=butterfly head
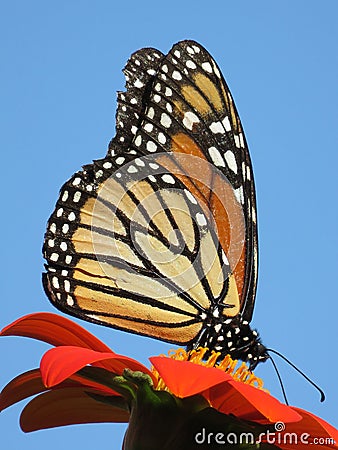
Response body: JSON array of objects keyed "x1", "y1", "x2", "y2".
[{"x1": 231, "y1": 318, "x2": 269, "y2": 371}]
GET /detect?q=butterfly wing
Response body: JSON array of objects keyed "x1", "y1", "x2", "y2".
[
  {"x1": 114, "y1": 40, "x2": 258, "y2": 320},
  {"x1": 43, "y1": 153, "x2": 235, "y2": 343},
  {"x1": 43, "y1": 40, "x2": 258, "y2": 348},
  {"x1": 161, "y1": 41, "x2": 257, "y2": 321}
]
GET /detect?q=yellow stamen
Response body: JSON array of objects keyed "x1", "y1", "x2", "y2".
[{"x1": 152, "y1": 347, "x2": 266, "y2": 391}]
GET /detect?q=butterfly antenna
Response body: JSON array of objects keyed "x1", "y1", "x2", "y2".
[
  {"x1": 266, "y1": 348, "x2": 325, "y2": 402},
  {"x1": 268, "y1": 354, "x2": 289, "y2": 405}
]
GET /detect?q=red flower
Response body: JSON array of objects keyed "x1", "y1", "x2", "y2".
[
  {"x1": 1, "y1": 313, "x2": 337, "y2": 450},
  {"x1": 150, "y1": 357, "x2": 338, "y2": 449},
  {"x1": 0, "y1": 313, "x2": 152, "y2": 432}
]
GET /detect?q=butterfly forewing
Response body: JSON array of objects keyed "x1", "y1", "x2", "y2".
[{"x1": 116, "y1": 40, "x2": 258, "y2": 317}]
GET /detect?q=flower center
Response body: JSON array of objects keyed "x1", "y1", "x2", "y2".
[{"x1": 152, "y1": 347, "x2": 265, "y2": 391}]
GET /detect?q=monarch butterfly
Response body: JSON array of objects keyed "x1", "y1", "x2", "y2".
[{"x1": 43, "y1": 40, "x2": 269, "y2": 370}]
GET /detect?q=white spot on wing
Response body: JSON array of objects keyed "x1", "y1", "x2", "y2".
[
  {"x1": 183, "y1": 111, "x2": 200, "y2": 130},
  {"x1": 146, "y1": 141, "x2": 157, "y2": 152},
  {"x1": 134, "y1": 79, "x2": 144, "y2": 88},
  {"x1": 73, "y1": 191, "x2": 81, "y2": 203},
  {"x1": 135, "y1": 135, "x2": 142, "y2": 147},
  {"x1": 212, "y1": 62, "x2": 221, "y2": 78},
  {"x1": 184, "y1": 189, "x2": 197, "y2": 204},
  {"x1": 158, "y1": 132, "x2": 166, "y2": 144},
  {"x1": 224, "y1": 150, "x2": 238, "y2": 174},
  {"x1": 234, "y1": 135, "x2": 241, "y2": 148},
  {"x1": 160, "y1": 113, "x2": 172, "y2": 128},
  {"x1": 135, "y1": 158, "x2": 145, "y2": 167},
  {"x1": 144, "y1": 123, "x2": 153, "y2": 132},
  {"x1": 242, "y1": 161, "x2": 246, "y2": 180},
  {"x1": 252, "y1": 206, "x2": 257, "y2": 223},
  {"x1": 239, "y1": 133, "x2": 245, "y2": 148},
  {"x1": 64, "y1": 280, "x2": 70, "y2": 293},
  {"x1": 209, "y1": 121, "x2": 225, "y2": 134},
  {"x1": 147, "y1": 107, "x2": 155, "y2": 119},
  {"x1": 196, "y1": 212, "x2": 207, "y2": 226},
  {"x1": 234, "y1": 186, "x2": 244, "y2": 204},
  {"x1": 162, "y1": 174, "x2": 175, "y2": 184},
  {"x1": 202, "y1": 62, "x2": 213, "y2": 73},
  {"x1": 186, "y1": 60, "x2": 196, "y2": 69},
  {"x1": 221, "y1": 250, "x2": 229, "y2": 265},
  {"x1": 127, "y1": 165, "x2": 138, "y2": 174},
  {"x1": 208, "y1": 146, "x2": 225, "y2": 167},
  {"x1": 50, "y1": 253, "x2": 59, "y2": 262},
  {"x1": 222, "y1": 116, "x2": 231, "y2": 131},
  {"x1": 116, "y1": 156, "x2": 125, "y2": 165}
]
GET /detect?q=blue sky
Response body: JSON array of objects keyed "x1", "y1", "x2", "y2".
[{"x1": 1, "y1": 1, "x2": 337, "y2": 448}]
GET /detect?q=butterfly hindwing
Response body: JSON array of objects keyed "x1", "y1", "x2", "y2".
[{"x1": 43, "y1": 151, "x2": 235, "y2": 343}]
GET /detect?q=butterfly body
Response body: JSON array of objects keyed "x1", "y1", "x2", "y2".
[
  {"x1": 189, "y1": 314, "x2": 267, "y2": 370},
  {"x1": 43, "y1": 40, "x2": 268, "y2": 370}
]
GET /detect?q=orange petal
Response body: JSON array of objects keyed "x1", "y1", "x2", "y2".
[
  {"x1": 209, "y1": 380, "x2": 302, "y2": 424},
  {"x1": 41, "y1": 346, "x2": 154, "y2": 387},
  {"x1": 275, "y1": 407, "x2": 338, "y2": 450},
  {"x1": 0, "y1": 368, "x2": 119, "y2": 412},
  {"x1": 150, "y1": 357, "x2": 232, "y2": 397},
  {"x1": 0, "y1": 312, "x2": 111, "y2": 351},
  {"x1": 20, "y1": 387, "x2": 129, "y2": 432},
  {"x1": 0, "y1": 369, "x2": 46, "y2": 411}
]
